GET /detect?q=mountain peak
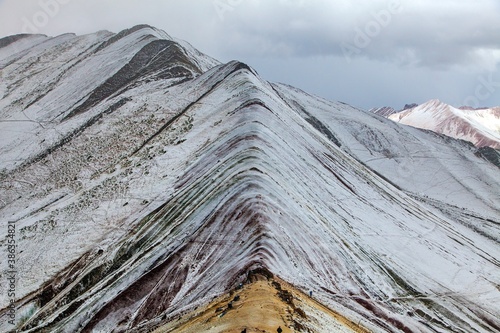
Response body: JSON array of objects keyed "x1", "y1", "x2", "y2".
[
  {"x1": 0, "y1": 33, "x2": 44, "y2": 48},
  {"x1": 389, "y1": 99, "x2": 500, "y2": 149},
  {"x1": 370, "y1": 102, "x2": 419, "y2": 117},
  {"x1": 422, "y1": 98, "x2": 450, "y2": 109},
  {"x1": 93, "y1": 24, "x2": 172, "y2": 53},
  {"x1": 402, "y1": 103, "x2": 418, "y2": 110}
]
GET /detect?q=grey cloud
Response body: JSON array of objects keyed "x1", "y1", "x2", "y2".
[
  {"x1": 0, "y1": 0, "x2": 499, "y2": 109},
  {"x1": 2, "y1": 0, "x2": 498, "y2": 71},
  {"x1": 207, "y1": 0, "x2": 500, "y2": 71}
]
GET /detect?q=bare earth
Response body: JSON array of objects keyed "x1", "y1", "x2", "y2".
[{"x1": 154, "y1": 274, "x2": 370, "y2": 333}]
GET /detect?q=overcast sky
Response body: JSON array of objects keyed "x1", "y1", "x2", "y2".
[{"x1": 1, "y1": 0, "x2": 499, "y2": 110}]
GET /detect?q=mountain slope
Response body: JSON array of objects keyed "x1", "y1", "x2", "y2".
[
  {"x1": 388, "y1": 99, "x2": 500, "y2": 149},
  {"x1": 0, "y1": 27, "x2": 499, "y2": 333},
  {"x1": 369, "y1": 104, "x2": 418, "y2": 118},
  {"x1": 369, "y1": 106, "x2": 397, "y2": 117},
  {"x1": 0, "y1": 24, "x2": 219, "y2": 172}
]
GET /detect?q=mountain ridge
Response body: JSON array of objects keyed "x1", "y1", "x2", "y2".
[{"x1": 0, "y1": 26, "x2": 499, "y2": 332}]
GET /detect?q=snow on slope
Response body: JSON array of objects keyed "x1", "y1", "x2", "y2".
[
  {"x1": 0, "y1": 27, "x2": 499, "y2": 333},
  {"x1": 369, "y1": 106, "x2": 397, "y2": 117},
  {"x1": 0, "y1": 24, "x2": 219, "y2": 172},
  {"x1": 369, "y1": 104, "x2": 418, "y2": 118},
  {"x1": 272, "y1": 85, "x2": 500, "y2": 236},
  {"x1": 389, "y1": 99, "x2": 500, "y2": 149}
]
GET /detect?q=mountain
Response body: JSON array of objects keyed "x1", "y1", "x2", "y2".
[
  {"x1": 387, "y1": 99, "x2": 500, "y2": 149},
  {"x1": 0, "y1": 26, "x2": 499, "y2": 333},
  {"x1": 368, "y1": 106, "x2": 397, "y2": 117},
  {"x1": 369, "y1": 104, "x2": 418, "y2": 118}
]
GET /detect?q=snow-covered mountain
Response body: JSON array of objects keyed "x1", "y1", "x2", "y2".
[
  {"x1": 369, "y1": 104, "x2": 418, "y2": 118},
  {"x1": 388, "y1": 99, "x2": 500, "y2": 149},
  {"x1": 0, "y1": 26, "x2": 499, "y2": 333},
  {"x1": 369, "y1": 106, "x2": 397, "y2": 117}
]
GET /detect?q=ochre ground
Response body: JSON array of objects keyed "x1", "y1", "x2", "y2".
[{"x1": 154, "y1": 274, "x2": 370, "y2": 333}]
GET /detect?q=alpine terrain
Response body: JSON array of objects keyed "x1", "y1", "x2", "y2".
[
  {"x1": 0, "y1": 25, "x2": 499, "y2": 333},
  {"x1": 369, "y1": 104, "x2": 418, "y2": 118},
  {"x1": 387, "y1": 100, "x2": 500, "y2": 149}
]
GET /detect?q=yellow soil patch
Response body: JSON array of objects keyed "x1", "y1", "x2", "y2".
[{"x1": 153, "y1": 275, "x2": 370, "y2": 333}]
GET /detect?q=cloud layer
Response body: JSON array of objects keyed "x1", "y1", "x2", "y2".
[
  {"x1": 207, "y1": 0, "x2": 500, "y2": 71},
  {"x1": 0, "y1": 0, "x2": 499, "y2": 109}
]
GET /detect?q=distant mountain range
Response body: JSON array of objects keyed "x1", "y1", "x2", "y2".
[
  {"x1": 370, "y1": 103, "x2": 418, "y2": 117},
  {"x1": 371, "y1": 100, "x2": 500, "y2": 149}
]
